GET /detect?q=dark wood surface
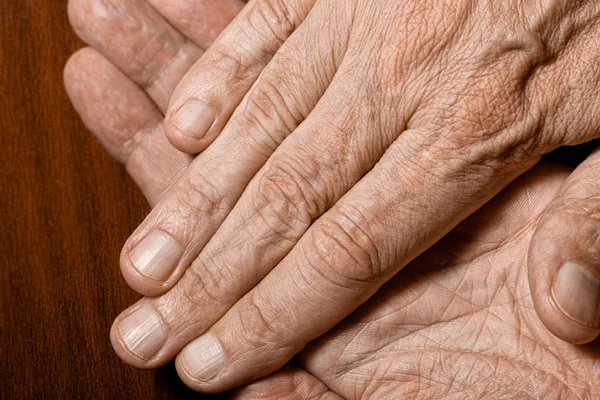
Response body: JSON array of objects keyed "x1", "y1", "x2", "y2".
[{"x1": 0, "y1": 1, "x2": 220, "y2": 398}]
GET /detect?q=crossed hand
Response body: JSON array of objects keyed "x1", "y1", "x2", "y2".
[{"x1": 66, "y1": 0, "x2": 600, "y2": 396}]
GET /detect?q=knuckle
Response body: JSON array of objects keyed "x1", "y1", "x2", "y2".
[
  {"x1": 131, "y1": 37, "x2": 180, "y2": 91},
  {"x1": 248, "y1": 0, "x2": 300, "y2": 43},
  {"x1": 170, "y1": 172, "x2": 229, "y2": 228},
  {"x1": 250, "y1": 157, "x2": 325, "y2": 242},
  {"x1": 464, "y1": 110, "x2": 542, "y2": 171},
  {"x1": 233, "y1": 294, "x2": 300, "y2": 352},
  {"x1": 175, "y1": 267, "x2": 209, "y2": 313},
  {"x1": 176, "y1": 261, "x2": 231, "y2": 312},
  {"x1": 204, "y1": 45, "x2": 256, "y2": 86},
  {"x1": 421, "y1": 84, "x2": 542, "y2": 177},
  {"x1": 124, "y1": 132, "x2": 161, "y2": 174},
  {"x1": 202, "y1": 0, "x2": 305, "y2": 90},
  {"x1": 68, "y1": 0, "x2": 181, "y2": 90},
  {"x1": 306, "y1": 205, "x2": 382, "y2": 286},
  {"x1": 239, "y1": 77, "x2": 302, "y2": 153}
]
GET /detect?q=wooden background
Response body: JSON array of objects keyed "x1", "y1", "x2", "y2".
[
  {"x1": 2, "y1": 1, "x2": 599, "y2": 399},
  {"x1": 0, "y1": 1, "x2": 224, "y2": 398}
]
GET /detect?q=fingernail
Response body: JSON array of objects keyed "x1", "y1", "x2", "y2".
[
  {"x1": 129, "y1": 231, "x2": 183, "y2": 281},
  {"x1": 118, "y1": 307, "x2": 167, "y2": 360},
  {"x1": 552, "y1": 261, "x2": 600, "y2": 327},
  {"x1": 171, "y1": 101, "x2": 215, "y2": 139},
  {"x1": 180, "y1": 333, "x2": 224, "y2": 382}
]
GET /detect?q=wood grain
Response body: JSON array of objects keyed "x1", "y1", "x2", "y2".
[{"x1": 0, "y1": 1, "x2": 223, "y2": 398}]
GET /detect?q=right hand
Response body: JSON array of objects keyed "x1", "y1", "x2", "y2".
[{"x1": 65, "y1": 0, "x2": 600, "y2": 395}]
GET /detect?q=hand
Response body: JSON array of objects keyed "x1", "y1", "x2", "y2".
[
  {"x1": 63, "y1": 52, "x2": 600, "y2": 396},
  {"x1": 65, "y1": 0, "x2": 244, "y2": 205},
  {"x1": 66, "y1": 0, "x2": 600, "y2": 393},
  {"x1": 66, "y1": 35, "x2": 600, "y2": 397},
  {"x1": 237, "y1": 163, "x2": 600, "y2": 399}
]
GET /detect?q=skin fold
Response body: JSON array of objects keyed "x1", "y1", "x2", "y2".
[{"x1": 65, "y1": 0, "x2": 600, "y2": 394}]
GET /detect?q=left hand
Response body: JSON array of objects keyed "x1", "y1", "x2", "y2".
[{"x1": 236, "y1": 162, "x2": 600, "y2": 399}]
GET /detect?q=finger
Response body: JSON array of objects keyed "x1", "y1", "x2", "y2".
[
  {"x1": 112, "y1": 0, "x2": 600, "y2": 387},
  {"x1": 117, "y1": 10, "x2": 343, "y2": 297},
  {"x1": 185, "y1": 20, "x2": 600, "y2": 389},
  {"x1": 529, "y1": 149, "x2": 600, "y2": 345},
  {"x1": 146, "y1": 0, "x2": 245, "y2": 50},
  {"x1": 68, "y1": 0, "x2": 204, "y2": 112},
  {"x1": 64, "y1": 47, "x2": 191, "y2": 205},
  {"x1": 231, "y1": 365, "x2": 342, "y2": 400},
  {"x1": 111, "y1": 56, "x2": 405, "y2": 374},
  {"x1": 164, "y1": 0, "x2": 316, "y2": 153},
  {"x1": 170, "y1": 115, "x2": 544, "y2": 391},
  {"x1": 66, "y1": 0, "x2": 243, "y2": 203},
  {"x1": 524, "y1": 10, "x2": 600, "y2": 342},
  {"x1": 298, "y1": 163, "x2": 572, "y2": 399}
]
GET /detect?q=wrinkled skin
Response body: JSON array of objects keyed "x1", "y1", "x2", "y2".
[
  {"x1": 65, "y1": 0, "x2": 600, "y2": 395},
  {"x1": 237, "y1": 164, "x2": 600, "y2": 399},
  {"x1": 66, "y1": 62, "x2": 600, "y2": 397}
]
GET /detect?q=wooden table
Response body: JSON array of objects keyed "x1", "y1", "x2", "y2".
[{"x1": 0, "y1": 1, "x2": 224, "y2": 398}]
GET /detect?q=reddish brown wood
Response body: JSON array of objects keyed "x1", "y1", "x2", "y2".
[{"x1": 0, "y1": 2, "x2": 223, "y2": 398}]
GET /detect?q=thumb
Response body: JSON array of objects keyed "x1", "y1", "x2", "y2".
[{"x1": 529, "y1": 152, "x2": 600, "y2": 345}]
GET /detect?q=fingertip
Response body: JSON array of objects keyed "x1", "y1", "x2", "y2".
[
  {"x1": 175, "y1": 356, "x2": 207, "y2": 392},
  {"x1": 119, "y1": 234, "x2": 183, "y2": 297},
  {"x1": 110, "y1": 304, "x2": 169, "y2": 369},
  {"x1": 66, "y1": 0, "x2": 83, "y2": 37},
  {"x1": 531, "y1": 288, "x2": 599, "y2": 345},
  {"x1": 63, "y1": 48, "x2": 81, "y2": 88},
  {"x1": 552, "y1": 262, "x2": 600, "y2": 330},
  {"x1": 165, "y1": 102, "x2": 218, "y2": 154},
  {"x1": 119, "y1": 265, "x2": 170, "y2": 298},
  {"x1": 174, "y1": 333, "x2": 225, "y2": 393},
  {"x1": 529, "y1": 207, "x2": 600, "y2": 345},
  {"x1": 63, "y1": 47, "x2": 98, "y2": 98}
]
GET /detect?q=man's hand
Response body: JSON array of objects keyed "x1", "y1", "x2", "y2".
[
  {"x1": 66, "y1": 37, "x2": 600, "y2": 398},
  {"x1": 66, "y1": 0, "x2": 600, "y2": 393},
  {"x1": 239, "y1": 163, "x2": 600, "y2": 399}
]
